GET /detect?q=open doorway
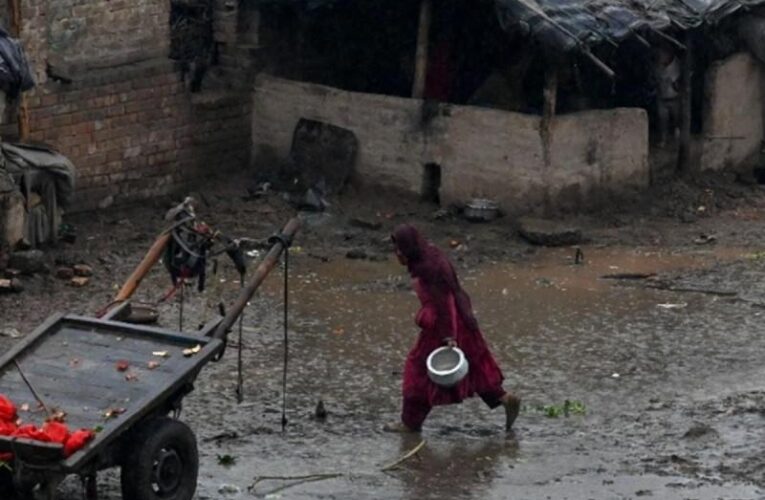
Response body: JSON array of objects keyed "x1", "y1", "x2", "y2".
[{"x1": 421, "y1": 163, "x2": 442, "y2": 204}]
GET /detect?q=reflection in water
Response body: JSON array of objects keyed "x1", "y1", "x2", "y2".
[{"x1": 395, "y1": 434, "x2": 519, "y2": 500}]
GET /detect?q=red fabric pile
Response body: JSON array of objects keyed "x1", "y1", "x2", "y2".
[{"x1": 0, "y1": 394, "x2": 95, "y2": 462}]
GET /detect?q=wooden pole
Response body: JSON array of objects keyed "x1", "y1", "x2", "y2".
[
  {"x1": 111, "y1": 232, "x2": 172, "y2": 304},
  {"x1": 412, "y1": 0, "x2": 432, "y2": 98},
  {"x1": 542, "y1": 67, "x2": 558, "y2": 124},
  {"x1": 7, "y1": 0, "x2": 29, "y2": 141},
  {"x1": 677, "y1": 34, "x2": 693, "y2": 174}
]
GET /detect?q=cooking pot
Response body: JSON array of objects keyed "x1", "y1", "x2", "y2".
[{"x1": 426, "y1": 346, "x2": 469, "y2": 387}]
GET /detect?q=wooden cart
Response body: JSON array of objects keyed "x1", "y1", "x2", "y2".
[{"x1": 0, "y1": 218, "x2": 300, "y2": 500}]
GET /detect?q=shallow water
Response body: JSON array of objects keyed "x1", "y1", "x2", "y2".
[{"x1": 181, "y1": 244, "x2": 765, "y2": 499}]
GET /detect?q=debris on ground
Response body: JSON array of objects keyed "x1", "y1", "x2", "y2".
[
  {"x1": 518, "y1": 217, "x2": 583, "y2": 247},
  {"x1": 0, "y1": 328, "x2": 20, "y2": 338},
  {"x1": 0, "y1": 278, "x2": 22, "y2": 293},
  {"x1": 8, "y1": 250, "x2": 48, "y2": 275},
  {"x1": 349, "y1": 217, "x2": 382, "y2": 231},
  {"x1": 70, "y1": 277, "x2": 89, "y2": 287}
]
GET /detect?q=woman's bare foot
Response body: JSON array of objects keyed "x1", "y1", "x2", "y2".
[
  {"x1": 501, "y1": 394, "x2": 521, "y2": 430},
  {"x1": 383, "y1": 421, "x2": 419, "y2": 433}
]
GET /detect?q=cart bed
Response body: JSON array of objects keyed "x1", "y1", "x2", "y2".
[{"x1": 0, "y1": 313, "x2": 223, "y2": 471}]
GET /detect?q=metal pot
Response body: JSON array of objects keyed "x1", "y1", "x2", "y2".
[
  {"x1": 427, "y1": 346, "x2": 469, "y2": 387},
  {"x1": 464, "y1": 198, "x2": 499, "y2": 222}
]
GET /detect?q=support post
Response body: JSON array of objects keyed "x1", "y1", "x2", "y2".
[
  {"x1": 412, "y1": 0, "x2": 432, "y2": 98},
  {"x1": 7, "y1": 0, "x2": 29, "y2": 141},
  {"x1": 677, "y1": 34, "x2": 693, "y2": 174},
  {"x1": 541, "y1": 66, "x2": 559, "y2": 161}
]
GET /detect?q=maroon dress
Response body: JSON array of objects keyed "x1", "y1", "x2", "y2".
[{"x1": 393, "y1": 225, "x2": 505, "y2": 430}]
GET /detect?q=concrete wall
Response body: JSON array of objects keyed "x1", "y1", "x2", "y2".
[
  {"x1": 251, "y1": 75, "x2": 650, "y2": 213},
  {"x1": 0, "y1": 0, "x2": 253, "y2": 211},
  {"x1": 701, "y1": 52, "x2": 765, "y2": 171}
]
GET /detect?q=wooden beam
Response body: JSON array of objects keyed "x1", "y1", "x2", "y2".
[
  {"x1": 540, "y1": 66, "x2": 558, "y2": 168},
  {"x1": 543, "y1": 67, "x2": 558, "y2": 123},
  {"x1": 7, "y1": 0, "x2": 29, "y2": 141},
  {"x1": 412, "y1": 0, "x2": 432, "y2": 98},
  {"x1": 677, "y1": 33, "x2": 693, "y2": 174}
]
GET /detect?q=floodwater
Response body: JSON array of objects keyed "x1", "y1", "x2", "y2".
[
  {"x1": 174, "y1": 244, "x2": 765, "y2": 500},
  {"x1": 13, "y1": 240, "x2": 765, "y2": 499}
]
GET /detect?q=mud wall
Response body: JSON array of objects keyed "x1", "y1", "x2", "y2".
[
  {"x1": 0, "y1": 0, "x2": 252, "y2": 212},
  {"x1": 251, "y1": 75, "x2": 649, "y2": 213},
  {"x1": 701, "y1": 52, "x2": 765, "y2": 172}
]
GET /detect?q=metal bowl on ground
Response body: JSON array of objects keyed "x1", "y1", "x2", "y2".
[
  {"x1": 464, "y1": 198, "x2": 499, "y2": 222},
  {"x1": 427, "y1": 346, "x2": 469, "y2": 387}
]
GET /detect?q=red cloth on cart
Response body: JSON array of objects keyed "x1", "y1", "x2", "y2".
[{"x1": 0, "y1": 394, "x2": 96, "y2": 459}]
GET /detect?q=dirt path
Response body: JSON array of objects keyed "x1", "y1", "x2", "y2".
[{"x1": 2, "y1": 172, "x2": 765, "y2": 499}]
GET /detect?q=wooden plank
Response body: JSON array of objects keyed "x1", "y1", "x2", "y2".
[
  {"x1": 0, "y1": 313, "x2": 65, "y2": 371},
  {"x1": 0, "y1": 437, "x2": 64, "y2": 464},
  {"x1": 677, "y1": 33, "x2": 693, "y2": 174},
  {"x1": 412, "y1": 0, "x2": 432, "y2": 98},
  {"x1": 64, "y1": 315, "x2": 216, "y2": 347},
  {"x1": 61, "y1": 337, "x2": 222, "y2": 472}
]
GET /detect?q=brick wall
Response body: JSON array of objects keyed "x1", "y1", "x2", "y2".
[{"x1": 0, "y1": 0, "x2": 252, "y2": 211}]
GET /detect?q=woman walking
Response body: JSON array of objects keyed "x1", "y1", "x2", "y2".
[{"x1": 385, "y1": 224, "x2": 521, "y2": 433}]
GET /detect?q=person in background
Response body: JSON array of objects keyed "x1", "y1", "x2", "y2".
[{"x1": 384, "y1": 224, "x2": 521, "y2": 433}]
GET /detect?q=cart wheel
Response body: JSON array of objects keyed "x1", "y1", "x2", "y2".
[{"x1": 121, "y1": 417, "x2": 198, "y2": 500}]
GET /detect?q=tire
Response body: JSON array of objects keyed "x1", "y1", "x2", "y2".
[{"x1": 120, "y1": 417, "x2": 198, "y2": 500}]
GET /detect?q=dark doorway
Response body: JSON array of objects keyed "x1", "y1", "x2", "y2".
[{"x1": 422, "y1": 163, "x2": 442, "y2": 204}]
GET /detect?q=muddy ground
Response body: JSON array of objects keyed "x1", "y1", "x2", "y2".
[{"x1": 3, "y1": 171, "x2": 765, "y2": 499}]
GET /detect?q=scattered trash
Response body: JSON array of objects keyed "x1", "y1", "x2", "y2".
[
  {"x1": 693, "y1": 234, "x2": 717, "y2": 245},
  {"x1": 0, "y1": 278, "x2": 23, "y2": 293},
  {"x1": 182, "y1": 345, "x2": 202, "y2": 357},
  {"x1": 115, "y1": 361, "x2": 129, "y2": 372},
  {"x1": 20, "y1": 403, "x2": 29, "y2": 412},
  {"x1": 147, "y1": 361, "x2": 160, "y2": 370},
  {"x1": 0, "y1": 328, "x2": 21, "y2": 338},
  {"x1": 103, "y1": 408, "x2": 126, "y2": 420},
  {"x1": 464, "y1": 198, "x2": 500, "y2": 222},
  {"x1": 612, "y1": 373, "x2": 620, "y2": 378},
  {"x1": 50, "y1": 410, "x2": 68, "y2": 422},
  {"x1": 70, "y1": 277, "x2": 89, "y2": 287},
  {"x1": 152, "y1": 351, "x2": 169, "y2": 358},
  {"x1": 124, "y1": 373, "x2": 138, "y2": 382},
  {"x1": 657, "y1": 303, "x2": 687, "y2": 310},
  {"x1": 218, "y1": 484, "x2": 242, "y2": 495}
]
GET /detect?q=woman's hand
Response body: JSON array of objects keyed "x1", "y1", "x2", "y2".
[
  {"x1": 444, "y1": 338, "x2": 457, "y2": 348},
  {"x1": 416, "y1": 307, "x2": 436, "y2": 330}
]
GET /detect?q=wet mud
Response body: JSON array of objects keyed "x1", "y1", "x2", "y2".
[{"x1": 2, "y1": 174, "x2": 765, "y2": 499}]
